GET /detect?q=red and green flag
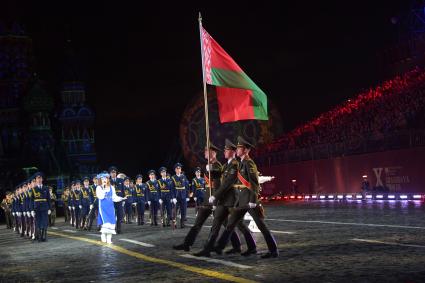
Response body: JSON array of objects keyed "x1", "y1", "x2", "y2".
[{"x1": 201, "y1": 27, "x2": 268, "y2": 123}]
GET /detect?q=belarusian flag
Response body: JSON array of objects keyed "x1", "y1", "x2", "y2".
[{"x1": 201, "y1": 27, "x2": 268, "y2": 123}]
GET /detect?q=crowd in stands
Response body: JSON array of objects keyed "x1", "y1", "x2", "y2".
[{"x1": 257, "y1": 67, "x2": 425, "y2": 155}]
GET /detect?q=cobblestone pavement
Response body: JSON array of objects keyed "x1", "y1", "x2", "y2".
[{"x1": 1, "y1": 201, "x2": 425, "y2": 283}]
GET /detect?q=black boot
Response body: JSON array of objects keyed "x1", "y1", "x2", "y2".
[
  {"x1": 225, "y1": 248, "x2": 242, "y2": 255},
  {"x1": 173, "y1": 243, "x2": 190, "y2": 251},
  {"x1": 43, "y1": 229, "x2": 48, "y2": 242},
  {"x1": 241, "y1": 248, "x2": 257, "y2": 256},
  {"x1": 261, "y1": 251, "x2": 279, "y2": 258},
  {"x1": 193, "y1": 248, "x2": 211, "y2": 257},
  {"x1": 214, "y1": 229, "x2": 233, "y2": 255}
]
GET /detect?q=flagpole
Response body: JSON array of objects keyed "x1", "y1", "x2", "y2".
[{"x1": 198, "y1": 12, "x2": 212, "y2": 198}]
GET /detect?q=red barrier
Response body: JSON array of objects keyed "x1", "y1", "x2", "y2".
[{"x1": 259, "y1": 147, "x2": 425, "y2": 194}]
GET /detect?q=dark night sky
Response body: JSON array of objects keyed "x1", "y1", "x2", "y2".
[{"x1": 2, "y1": 1, "x2": 412, "y2": 175}]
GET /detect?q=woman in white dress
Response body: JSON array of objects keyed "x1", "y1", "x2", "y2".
[{"x1": 96, "y1": 173, "x2": 126, "y2": 244}]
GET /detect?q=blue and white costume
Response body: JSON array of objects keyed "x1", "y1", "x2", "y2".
[{"x1": 96, "y1": 182, "x2": 125, "y2": 243}]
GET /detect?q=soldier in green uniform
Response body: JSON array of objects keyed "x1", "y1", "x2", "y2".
[
  {"x1": 214, "y1": 136, "x2": 279, "y2": 258},
  {"x1": 193, "y1": 139, "x2": 256, "y2": 257}
]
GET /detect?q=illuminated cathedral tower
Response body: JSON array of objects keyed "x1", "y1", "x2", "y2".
[{"x1": 0, "y1": 22, "x2": 32, "y2": 162}]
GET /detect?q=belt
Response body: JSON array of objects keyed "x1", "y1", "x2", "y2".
[
  {"x1": 233, "y1": 185, "x2": 248, "y2": 189},
  {"x1": 161, "y1": 190, "x2": 170, "y2": 193},
  {"x1": 136, "y1": 194, "x2": 144, "y2": 197},
  {"x1": 196, "y1": 188, "x2": 205, "y2": 190},
  {"x1": 176, "y1": 187, "x2": 185, "y2": 190},
  {"x1": 35, "y1": 199, "x2": 47, "y2": 202}
]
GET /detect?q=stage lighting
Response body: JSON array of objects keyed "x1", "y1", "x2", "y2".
[
  {"x1": 319, "y1": 195, "x2": 326, "y2": 199},
  {"x1": 388, "y1": 195, "x2": 395, "y2": 199},
  {"x1": 290, "y1": 195, "x2": 295, "y2": 199},
  {"x1": 366, "y1": 195, "x2": 373, "y2": 199},
  {"x1": 328, "y1": 195, "x2": 334, "y2": 199},
  {"x1": 413, "y1": 195, "x2": 422, "y2": 199},
  {"x1": 337, "y1": 195, "x2": 344, "y2": 199},
  {"x1": 400, "y1": 195, "x2": 408, "y2": 200},
  {"x1": 312, "y1": 195, "x2": 317, "y2": 199},
  {"x1": 356, "y1": 195, "x2": 363, "y2": 199},
  {"x1": 346, "y1": 195, "x2": 353, "y2": 199},
  {"x1": 305, "y1": 195, "x2": 310, "y2": 199},
  {"x1": 376, "y1": 195, "x2": 383, "y2": 199}
]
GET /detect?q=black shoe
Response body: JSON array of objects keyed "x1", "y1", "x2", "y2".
[
  {"x1": 173, "y1": 243, "x2": 190, "y2": 251},
  {"x1": 141, "y1": 222, "x2": 144, "y2": 225},
  {"x1": 193, "y1": 249, "x2": 211, "y2": 257},
  {"x1": 261, "y1": 251, "x2": 279, "y2": 258},
  {"x1": 225, "y1": 248, "x2": 241, "y2": 255},
  {"x1": 213, "y1": 246, "x2": 223, "y2": 255},
  {"x1": 241, "y1": 249, "x2": 257, "y2": 257}
]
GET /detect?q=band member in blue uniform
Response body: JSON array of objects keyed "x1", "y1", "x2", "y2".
[
  {"x1": 134, "y1": 174, "x2": 147, "y2": 225},
  {"x1": 28, "y1": 177, "x2": 36, "y2": 240},
  {"x1": 73, "y1": 179, "x2": 82, "y2": 229},
  {"x1": 109, "y1": 166, "x2": 124, "y2": 234},
  {"x1": 80, "y1": 177, "x2": 91, "y2": 230},
  {"x1": 170, "y1": 163, "x2": 190, "y2": 228},
  {"x1": 158, "y1": 167, "x2": 175, "y2": 227},
  {"x1": 69, "y1": 181, "x2": 76, "y2": 227},
  {"x1": 86, "y1": 174, "x2": 99, "y2": 231},
  {"x1": 123, "y1": 177, "x2": 134, "y2": 224},
  {"x1": 191, "y1": 167, "x2": 206, "y2": 214},
  {"x1": 146, "y1": 170, "x2": 161, "y2": 226},
  {"x1": 31, "y1": 172, "x2": 51, "y2": 242}
]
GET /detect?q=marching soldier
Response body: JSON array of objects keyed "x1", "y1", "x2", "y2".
[
  {"x1": 61, "y1": 188, "x2": 70, "y2": 223},
  {"x1": 80, "y1": 177, "x2": 91, "y2": 229},
  {"x1": 1, "y1": 191, "x2": 13, "y2": 229},
  {"x1": 190, "y1": 167, "x2": 206, "y2": 214},
  {"x1": 134, "y1": 174, "x2": 147, "y2": 225},
  {"x1": 28, "y1": 176, "x2": 37, "y2": 240},
  {"x1": 194, "y1": 139, "x2": 256, "y2": 257},
  {"x1": 73, "y1": 180, "x2": 82, "y2": 229},
  {"x1": 215, "y1": 136, "x2": 279, "y2": 258},
  {"x1": 49, "y1": 187, "x2": 57, "y2": 227},
  {"x1": 31, "y1": 172, "x2": 52, "y2": 242},
  {"x1": 109, "y1": 166, "x2": 124, "y2": 234},
  {"x1": 86, "y1": 175, "x2": 99, "y2": 231},
  {"x1": 123, "y1": 177, "x2": 134, "y2": 224},
  {"x1": 69, "y1": 182, "x2": 76, "y2": 227},
  {"x1": 170, "y1": 163, "x2": 190, "y2": 228},
  {"x1": 146, "y1": 170, "x2": 160, "y2": 226},
  {"x1": 173, "y1": 141, "x2": 242, "y2": 253},
  {"x1": 158, "y1": 167, "x2": 175, "y2": 227}
]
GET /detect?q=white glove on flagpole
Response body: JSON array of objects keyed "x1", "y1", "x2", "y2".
[
  {"x1": 90, "y1": 204, "x2": 93, "y2": 210},
  {"x1": 248, "y1": 202, "x2": 257, "y2": 209},
  {"x1": 209, "y1": 196, "x2": 215, "y2": 204},
  {"x1": 48, "y1": 210, "x2": 51, "y2": 215}
]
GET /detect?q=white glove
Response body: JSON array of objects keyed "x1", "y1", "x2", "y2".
[
  {"x1": 212, "y1": 206, "x2": 216, "y2": 211},
  {"x1": 28, "y1": 212, "x2": 31, "y2": 217},
  {"x1": 186, "y1": 198, "x2": 189, "y2": 202},
  {"x1": 159, "y1": 199, "x2": 163, "y2": 204},
  {"x1": 72, "y1": 207, "x2": 75, "y2": 210},
  {"x1": 17, "y1": 212, "x2": 21, "y2": 217},
  {"x1": 68, "y1": 207, "x2": 72, "y2": 211},
  {"x1": 79, "y1": 205, "x2": 82, "y2": 209},
  {"x1": 194, "y1": 197, "x2": 197, "y2": 201},
  {"x1": 90, "y1": 204, "x2": 93, "y2": 210},
  {"x1": 122, "y1": 202, "x2": 125, "y2": 207},
  {"x1": 132, "y1": 203, "x2": 137, "y2": 206},
  {"x1": 209, "y1": 196, "x2": 215, "y2": 204},
  {"x1": 172, "y1": 198, "x2": 177, "y2": 204},
  {"x1": 31, "y1": 211, "x2": 35, "y2": 217},
  {"x1": 12, "y1": 212, "x2": 15, "y2": 216},
  {"x1": 148, "y1": 201, "x2": 151, "y2": 206},
  {"x1": 25, "y1": 212, "x2": 29, "y2": 217},
  {"x1": 248, "y1": 202, "x2": 257, "y2": 209},
  {"x1": 205, "y1": 164, "x2": 211, "y2": 172},
  {"x1": 48, "y1": 210, "x2": 51, "y2": 215}
]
